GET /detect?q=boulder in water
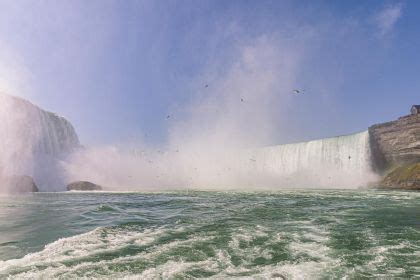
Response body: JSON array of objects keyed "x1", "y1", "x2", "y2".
[
  {"x1": 67, "y1": 181, "x2": 102, "y2": 191},
  {"x1": 1, "y1": 175, "x2": 39, "y2": 193}
]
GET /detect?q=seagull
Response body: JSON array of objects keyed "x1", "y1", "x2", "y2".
[
  {"x1": 249, "y1": 158, "x2": 256, "y2": 162},
  {"x1": 292, "y1": 89, "x2": 304, "y2": 94},
  {"x1": 348, "y1": 155, "x2": 351, "y2": 160},
  {"x1": 166, "y1": 115, "x2": 171, "y2": 119},
  {"x1": 241, "y1": 98, "x2": 244, "y2": 102},
  {"x1": 205, "y1": 84, "x2": 209, "y2": 88}
]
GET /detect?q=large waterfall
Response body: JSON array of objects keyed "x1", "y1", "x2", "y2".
[
  {"x1": 158, "y1": 131, "x2": 379, "y2": 189},
  {"x1": 0, "y1": 92, "x2": 378, "y2": 191},
  {"x1": 0, "y1": 93, "x2": 79, "y2": 190},
  {"x1": 241, "y1": 131, "x2": 377, "y2": 188}
]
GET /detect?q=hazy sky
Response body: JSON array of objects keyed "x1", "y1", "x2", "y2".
[{"x1": 0, "y1": 0, "x2": 418, "y2": 147}]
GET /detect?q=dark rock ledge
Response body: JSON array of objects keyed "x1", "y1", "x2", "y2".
[{"x1": 67, "y1": 181, "x2": 103, "y2": 191}]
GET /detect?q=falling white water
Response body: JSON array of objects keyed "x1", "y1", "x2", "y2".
[
  {"x1": 65, "y1": 131, "x2": 378, "y2": 190},
  {"x1": 0, "y1": 92, "x2": 377, "y2": 191},
  {"x1": 240, "y1": 131, "x2": 377, "y2": 188},
  {"x1": 0, "y1": 93, "x2": 79, "y2": 190}
]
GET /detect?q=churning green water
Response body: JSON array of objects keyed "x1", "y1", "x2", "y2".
[{"x1": 0, "y1": 190, "x2": 419, "y2": 279}]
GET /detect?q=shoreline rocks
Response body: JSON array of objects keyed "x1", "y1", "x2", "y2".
[{"x1": 67, "y1": 181, "x2": 103, "y2": 191}]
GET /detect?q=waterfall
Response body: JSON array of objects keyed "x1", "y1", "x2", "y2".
[
  {"x1": 171, "y1": 131, "x2": 378, "y2": 189},
  {"x1": 0, "y1": 92, "x2": 378, "y2": 190},
  {"x1": 0, "y1": 93, "x2": 79, "y2": 190},
  {"x1": 242, "y1": 131, "x2": 377, "y2": 188}
]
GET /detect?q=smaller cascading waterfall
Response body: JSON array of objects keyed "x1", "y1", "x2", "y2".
[
  {"x1": 0, "y1": 93, "x2": 79, "y2": 190},
  {"x1": 36, "y1": 109, "x2": 80, "y2": 156}
]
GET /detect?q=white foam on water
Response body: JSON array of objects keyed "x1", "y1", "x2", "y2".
[
  {"x1": 361, "y1": 241, "x2": 419, "y2": 275},
  {"x1": 127, "y1": 260, "x2": 215, "y2": 279},
  {"x1": 2, "y1": 213, "x2": 417, "y2": 279},
  {"x1": 0, "y1": 224, "x2": 223, "y2": 278},
  {"x1": 0, "y1": 223, "x2": 333, "y2": 279},
  {"x1": 0, "y1": 226, "x2": 169, "y2": 277}
]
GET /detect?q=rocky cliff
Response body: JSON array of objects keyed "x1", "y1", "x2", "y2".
[
  {"x1": 379, "y1": 163, "x2": 420, "y2": 190},
  {"x1": 368, "y1": 113, "x2": 420, "y2": 172},
  {"x1": 368, "y1": 112, "x2": 420, "y2": 190}
]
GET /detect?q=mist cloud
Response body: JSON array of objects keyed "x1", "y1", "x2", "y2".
[
  {"x1": 374, "y1": 3, "x2": 403, "y2": 36},
  {"x1": 61, "y1": 32, "x2": 377, "y2": 190}
]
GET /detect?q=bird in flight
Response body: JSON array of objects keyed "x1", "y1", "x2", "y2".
[
  {"x1": 292, "y1": 89, "x2": 304, "y2": 94},
  {"x1": 241, "y1": 98, "x2": 244, "y2": 102},
  {"x1": 166, "y1": 115, "x2": 171, "y2": 119},
  {"x1": 205, "y1": 84, "x2": 209, "y2": 88}
]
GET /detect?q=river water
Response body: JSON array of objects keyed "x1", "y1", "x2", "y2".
[{"x1": 0, "y1": 190, "x2": 419, "y2": 278}]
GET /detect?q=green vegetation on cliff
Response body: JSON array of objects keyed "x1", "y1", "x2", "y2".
[{"x1": 380, "y1": 163, "x2": 420, "y2": 190}]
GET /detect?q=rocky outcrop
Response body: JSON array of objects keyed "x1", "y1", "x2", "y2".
[
  {"x1": 67, "y1": 181, "x2": 102, "y2": 191},
  {"x1": 379, "y1": 163, "x2": 420, "y2": 190},
  {"x1": 368, "y1": 113, "x2": 420, "y2": 172},
  {"x1": 1, "y1": 175, "x2": 39, "y2": 193},
  {"x1": 369, "y1": 112, "x2": 420, "y2": 190}
]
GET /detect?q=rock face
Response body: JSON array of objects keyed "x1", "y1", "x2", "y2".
[
  {"x1": 369, "y1": 112, "x2": 420, "y2": 189},
  {"x1": 1, "y1": 175, "x2": 39, "y2": 193},
  {"x1": 368, "y1": 113, "x2": 420, "y2": 172},
  {"x1": 379, "y1": 163, "x2": 420, "y2": 190},
  {"x1": 67, "y1": 181, "x2": 102, "y2": 191}
]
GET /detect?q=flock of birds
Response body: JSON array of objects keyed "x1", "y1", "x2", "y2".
[
  {"x1": 133, "y1": 84, "x2": 352, "y2": 182},
  {"x1": 165, "y1": 85, "x2": 305, "y2": 120}
]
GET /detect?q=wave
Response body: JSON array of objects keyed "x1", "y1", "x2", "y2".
[
  {"x1": 1, "y1": 191, "x2": 418, "y2": 279},
  {"x1": 0, "y1": 222, "x2": 339, "y2": 279},
  {"x1": 96, "y1": 205, "x2": 119, "y2": 213}
]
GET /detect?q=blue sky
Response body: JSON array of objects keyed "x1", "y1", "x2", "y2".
[{"x1": 0, "y1": 0, "x2": 418, "y2": 147}]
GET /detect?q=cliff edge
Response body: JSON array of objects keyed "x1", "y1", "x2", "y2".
[
  {"x1": 369, "y1": 110, "x2": 420, "y2": 189},
  {"x1": 368, "y1": 113, "x2": 420, "y2": 171}
]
